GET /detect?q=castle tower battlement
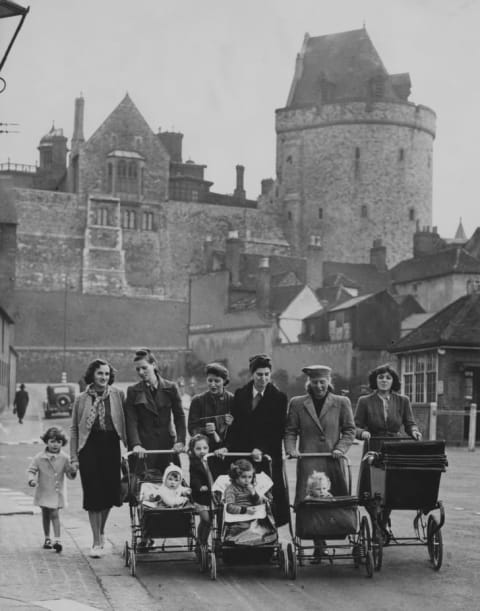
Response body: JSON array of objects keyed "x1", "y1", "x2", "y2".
[{"x1": 275, "y1": 29, "x2": 436, "y2": 267}]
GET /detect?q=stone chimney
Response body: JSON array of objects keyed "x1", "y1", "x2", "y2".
[
  {"x1": 204, "y1": 234, "x2": 214, "y2": 272},
  {"x1": 370, "y1": 238, "x2": 387, "y2": 271},
  {"x1": 306, "y1": 235, "x2": 323, "y2": 289},
  {"x1": 256, "y1": 257, "x2": 271, "y2": 312},
  {"x1": 71, "y1": 95, "x2": 85, "y2": 151},
  {"x1": 261, "y1": 178, "x2": 274, "y2": 195},
  {"x1": 225, "y1": 230, "x2": 242, "y2": 286},
  {"x1": 157, "y1": 130, "x2": 183, "y2": 162},
  {"x1": 413, "y1": 224, "x2": 445, "y2": 258},
  {"x1": 234, "y1": 165, "x2": 246, "y2": 200}
]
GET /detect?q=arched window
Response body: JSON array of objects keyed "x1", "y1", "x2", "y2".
[
  {"x1": 142, "y1": 211, "x2": 154, "y2": 231},
  {"x1": 96, "y1": 207, "x2": 109, "y2": 226},
  {"x1": 122, "y1": 209, "x2": 136, "y2": 229}
]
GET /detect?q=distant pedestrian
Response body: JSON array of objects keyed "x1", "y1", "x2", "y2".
[
  {"x1": 27, "y1": 426, "x2": 77, "y2": 553},
  {"x1": 13, "y1": 383, "x2": 29, "y2": 424}
]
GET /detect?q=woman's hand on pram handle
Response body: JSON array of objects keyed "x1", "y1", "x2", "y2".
[
  {"x1": 286, "y1": 449, "x2": 300, "y2": 459},
  {"x1": 360, "y1": 431, "x2": 371, "y2": 440},
  {"x1": 251, "y1": 448, "x2": 263, "y2": 462},
  {"x1": 332, "y1": 449, "x2": 344, "y2": 460},
  {"x1": 173, "y1": 442, "x2": 185, "y2": 453},
  {"x1": 214, "y1": 447, "x2": 228, "y2": 458},
  {"x1": 133, "y1": 444, "x2": 147, "y2": 458}
]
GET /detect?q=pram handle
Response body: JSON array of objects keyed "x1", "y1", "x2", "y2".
[
  {"x1": 293, "y1": 452, "x2": 351, "y2": 467},
  {"x1": 206, "y1": 452, "x2": 272, "y2": 463},
  {"x1": 125, "y1": 449, "x2": 185, "y2": 457}
]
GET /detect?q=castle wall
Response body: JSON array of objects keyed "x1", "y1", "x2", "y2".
[{"x1": 276, "y1": 101, "x2": 436, "y2": 267}]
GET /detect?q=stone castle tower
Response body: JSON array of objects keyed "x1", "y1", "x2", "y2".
[{"x1": 276, "y1": 29, "x2": 436, "y2": 267}]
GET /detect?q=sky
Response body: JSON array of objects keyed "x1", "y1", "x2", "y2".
[{"x1": 0, "y1": 0, "x2": 478, "y2": 239}]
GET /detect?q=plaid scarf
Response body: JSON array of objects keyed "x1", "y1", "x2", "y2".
[{"x1": 85, "y1": 384, "x2": 110, "y2": 431}]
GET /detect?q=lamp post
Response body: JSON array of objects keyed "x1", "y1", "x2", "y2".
[{"x1": 0, "y1": 1, "x2": 30, "y2": 94}]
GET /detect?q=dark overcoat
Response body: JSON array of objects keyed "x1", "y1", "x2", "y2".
[
  {"x1": 188, "y1": 389, "x2": 234, "y2": 449},
  {"x1": 225, "y1": 381, "x2": 289, "y2": 526},
  {"x1": 14, "y1": 389, "x2": 29, "y2": 419},
  {"x1": 125, "y1": 378, "x2": 186, "y2": 471},
  {"x1": 354, "y1": 391, "x2": 420, "y2": 439}
]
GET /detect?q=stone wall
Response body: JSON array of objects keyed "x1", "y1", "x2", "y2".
[{"x1": 276, "y1": 101, "x2": 436, "y2": 266}]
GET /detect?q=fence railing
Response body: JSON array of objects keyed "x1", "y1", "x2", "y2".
[
  {"x1": 428, "y1": 402, "x2": 477, "y2": 451},
  {"x1": 0, "y1": 161, "x2": 37, "y2": 173}
]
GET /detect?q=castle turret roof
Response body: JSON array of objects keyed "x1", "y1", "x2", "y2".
[{"x1": 40, "y1": 124, "x2": 65, "y2": 144}]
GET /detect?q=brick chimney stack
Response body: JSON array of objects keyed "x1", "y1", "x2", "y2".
[
  {"x1": 306, "y1": 235, "x2": 323, "y2": 289},
  {"x1": 256, "y1": 257, "x2": 271, "y2": 313},
  {"x1": 225, "y1": 230, "x2": 242, "y2": 286},
  {"x1": 370, "y1": 238, "x2": 387, "y2": 271},
  {"x1": 204, "y1": 234, "x2": 214, "y2": 272},
  {"x1": 71, "y1": 95, "x2": 85, "y2": 152},
  {"x1": 234, "y1": 165, "x2": 246, "y2": 200}
]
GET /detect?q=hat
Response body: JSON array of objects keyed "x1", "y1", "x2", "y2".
[
  {"x1": 302, "y1": 365, "x2": 332, "y2": 378},
  {"x1": 248, "y1": 353, "x2": 272, "y2": 373},
  {"x1": 163, "y1": 463, "x2": 183, "y2": 481},
  {"x1": 205, "y1": 362, "x2": 230, "y2": 384}
]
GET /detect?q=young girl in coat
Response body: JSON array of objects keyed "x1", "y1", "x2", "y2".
[
  {"x1": 189, "y1": 434, "x2": 212, "y2": 546},
  {"x1": 27, "y1": 427, "x2": 77, "y2": 552}
]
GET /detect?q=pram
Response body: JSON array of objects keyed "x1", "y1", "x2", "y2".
[
  {"x1": 206, "y1": 452, "x2": 290, "y2": 581},
  {"x1": 359, "y1": 438, "x2": 448, "y2": 571},
  {"x1": 287, "y1": 453, "x2": 374, "y2": 579},
  {"x1": 122, "y1": 450, "x2": 198, "y2": 576}
]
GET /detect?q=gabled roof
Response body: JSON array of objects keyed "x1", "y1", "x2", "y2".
[
  {"x1": 286, "y1": 29, "x2": 408, "y2": 108},
  {"x1": 228, "y1": 283, "x2": 304, "y2": 314},
  {"x1": 454, "y1": 218, "x2": 467, "y2": 242},
  {"x1": 323, "y1": 261, "x2": 390, "y2": 293},
  {"x1": 329, "y1": 293, "x2": 373, "y2": 312},
  {"x1": 391, "y1": 247, "x2": 480, "y2": 284},
  {"x1": 391, "y1": 293, "x2": 480, "y2": 351}
]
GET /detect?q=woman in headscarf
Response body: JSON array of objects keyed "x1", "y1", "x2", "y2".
[
  {"x1": 284, "y1": 365, "x2": 356, "y2": 561},
  {"x1": 224, "y1": 354, "x2": 289, "y2": 527},
  {"x1": 70, "y1": 359, "x2": 126, "y2": 558}
]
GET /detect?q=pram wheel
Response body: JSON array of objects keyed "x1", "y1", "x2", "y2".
[
  {"x1": 352, "y1": 544, "x2": 361, "y2": 568},
  {"x1": 360, "y1": 517, "x2": 373, "y2": 578},
  {"x1": 208, "y1": 551, "x2": 217, "y2": 580},
  {"x1": 123, "y1": 541, "x2": 130, "y2": 567},
  {"x1": 427, "y1": 516, "x2": 443, "y2": 571},
  {"x1": 281, "y1": 546, "x2": 290, "y2": 579},
  {"x1": 371, "y1": 526, "x2": 383, "y2": 571},
  {"x1": 287, "y1": 543, "x2": 297, "y2": 580},
  {"x1": 365, "y1": 550, "x2": 374, "y2": 578}
]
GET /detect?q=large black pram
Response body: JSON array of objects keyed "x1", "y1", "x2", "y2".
[
  {"x1": 359, "y1": 438, "x2": 448, "y2": 571},
  {"x1": 206, "y1": 452, "x2": 290, "y2": 581},
  {"x1": 122, "y1": 450, "x2": 198, "y2": 577},
  {"x1": 286, "y1": 453, "x2": 375, "y2": 579}
]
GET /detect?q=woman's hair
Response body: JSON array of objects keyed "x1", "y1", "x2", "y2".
[
  {"x1": 368, "y1": 363, "x2": 401, "y2": 392},
  {"x1": 205, "y1": 362, "x2": 230, "y2": 385},
  {"x1": 248, "y1": 353, "x2": 272, "y2": 374},
  {"x1": 84, "y1": 359, "x2": 115, "y2": 385},
  {"x1": 229, "y1": 459, "x2": 255, "y2": 483},
  {"x1": 133, "y1": 348, "x2": 159, "y2": 371},
  {"x1": 188, "y1": 433, "x2": 210, "y2": 455},
  {"x1": 41, "y1": 427, "x2": 68, "y2": 446}
]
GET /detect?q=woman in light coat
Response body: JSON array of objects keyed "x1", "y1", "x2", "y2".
[{"x1": 70, "y1": 359, "x2": 126, "y2": 558}]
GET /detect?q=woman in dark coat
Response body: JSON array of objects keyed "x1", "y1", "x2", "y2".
[
  {"x1": 13, "y1": 384, "x2": 29, "y2": 424},
  {"x1": 224, "y1": 354, "x2": 289, "y2": 527},
  {"x1": 188, "y1": 362, "x2": 234, "y2": 451},
  {"x1": 125, "y1": 348, "x2": 186, "y2": 473}
]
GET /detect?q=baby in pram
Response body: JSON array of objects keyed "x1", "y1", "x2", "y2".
[
  {"x1": 213, "y1": 459, "x2": 276, "y2": 545},
  {"x1": 305, "y1": 471, "x2": 333, "y2": 500},
  {"x1": 140, "y1": 463, "x2": 191, "y2": 508}
]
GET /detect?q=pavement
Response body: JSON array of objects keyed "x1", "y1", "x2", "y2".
[{"x1": 1, "y1": 405, "x2": 480, "y2": 611}]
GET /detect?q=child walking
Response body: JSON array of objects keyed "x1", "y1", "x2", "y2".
[{"x1": 27, "y1": 427, "x2": 77, "y2": 552}]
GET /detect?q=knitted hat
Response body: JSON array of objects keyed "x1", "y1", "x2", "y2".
[{"x1": 163, "y1": 463, "x2": 182, "y2": 481}]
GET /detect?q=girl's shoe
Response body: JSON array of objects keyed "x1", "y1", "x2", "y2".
[
  {"x1": 53, "y1": 541, "x2": 63, "y2": 553},
  {"x1": 89, "y1": 546, "x2": 103, "y2": 558},
  {"x1": 43, "y1": 538, "x2": 52, "y2": 549}
]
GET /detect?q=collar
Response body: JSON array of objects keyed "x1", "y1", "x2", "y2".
[{"x1": 253, "y1": 387, "x2": 264, "y2": 399}]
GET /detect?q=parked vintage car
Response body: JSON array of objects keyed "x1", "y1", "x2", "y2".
[{"x1": 43, "y1": 384, "x2": 76, "y2": 418}]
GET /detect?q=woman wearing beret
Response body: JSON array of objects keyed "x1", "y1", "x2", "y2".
[
  {"x1": 188, "y1": 362, "x2": 234, "y2": 451},
  {"x1": 285, "y1": 364, "x2": 356, "y2": 561},
  {"x1": 125, "y1": 348, "x2": 186, "y2": 473},
  {"x1": 224, "y1": 354, "x2": 289, "y2": 527},
  {"x1": 70, "y1": 359, "x2": 127, "y2": 558}
]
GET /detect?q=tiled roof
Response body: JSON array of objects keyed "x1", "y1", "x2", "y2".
[
  {"x1": 329, "y1": 293, "x2": 373, "y2": 312},
  {"x1": 323, "y1": 261, "x2": 390, "y2": 293},
  {"x1": 229, "y1": 284, "x2": 304, "y2": 314},
  {"x1": 391, "y1": 293, "x2": 480, "y2": 351},
  {"x1": 391, "y1": 248, "x2": 480, "y2": 284},
  {"x1": 287, "y1": 29, "x2": 406, "y2": 108}
]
